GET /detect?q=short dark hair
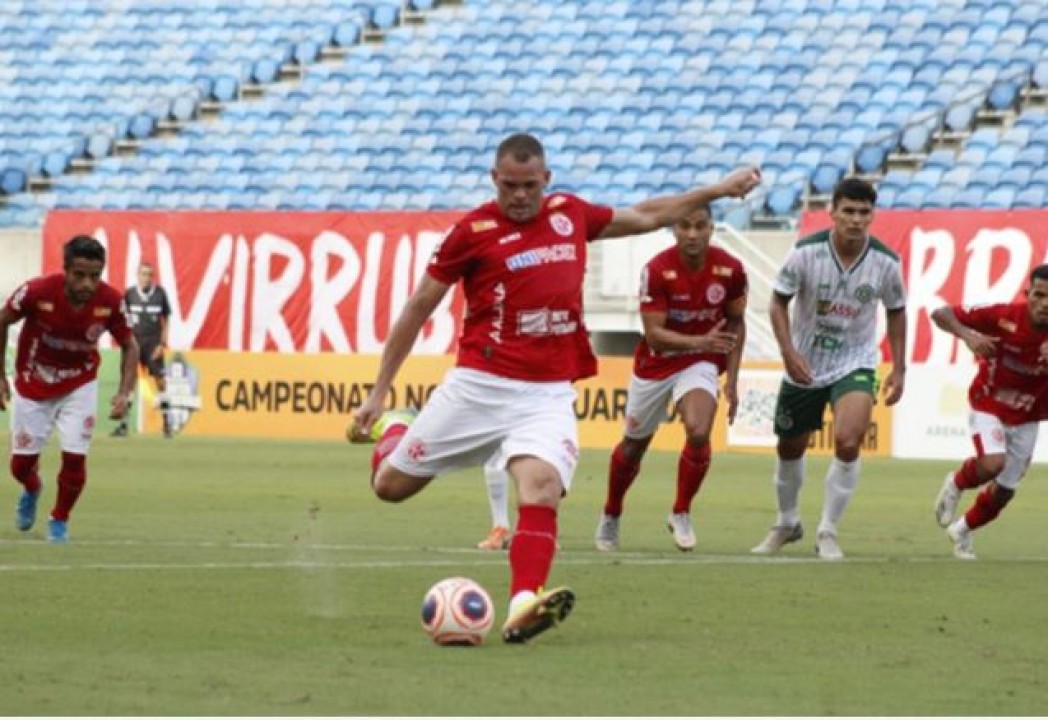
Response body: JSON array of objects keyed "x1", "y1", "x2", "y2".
[
  {"x1": 1030, "y1": 264, "x2": 1048, "y2": 284},
  {"x1": 496, "y1": 133, "x2": 545, "y2": 163},
  {"x1": 831, "y1": 177, "x2": 878, "y2": 208},
  {"x1": 63, "y1": 235, "x2": 106, "y2": 268}
]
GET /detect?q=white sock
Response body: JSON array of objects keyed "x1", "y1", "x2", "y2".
[
  {"x1": 818, "y1": 458, "x2": 860, "y2": 535},
  {"x1": 485, "y1": 465, "x2": 510, "y2": 529},
  {"x1": 950, "y1": 517, "x2": 971, "y2": 534},
  {"x1": 508, "y1": 590, "x2": 536, "y2": 617},
  {"x1": 774, "y1": 457, "x2": 805, "y2": 527}
]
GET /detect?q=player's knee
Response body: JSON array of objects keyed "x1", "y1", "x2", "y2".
[
  {"x1": 617, "y1": 436, "x2": 651, "y2": 463},
  {"x1": 833, "y1": 435, "x2": 862, "y2": 462},
  {"x1": 10, "y1": 454, "x2": 38, "y2": 482},
  {"x1": 683, "y1": 425, "x2": 711, "y2": 448},
  {"x1": 978, "y1": 455, "x2": 1006, "y2": 479},
  {"x1": 990, "y1": 482, "x2": 1015, "y2": 507},
  {"x1": 518, "y1": 472, "x2": 562, "y2": 507},
  {"x1": 777, "y1": 436, "x2": 807, "y2": 460}
]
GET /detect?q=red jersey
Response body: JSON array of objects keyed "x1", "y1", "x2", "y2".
[
  {"x1": 4, "y1": 274, "x2": 133, "y2": 400},
  {"x1": 953, "y1": 302, "x2": 1048, "y2": 425},
  {"x1": 633, "y1": 245, "x2": 748, "y2": 380},
  {"x1": 427, "y1": 193, "x2": 613, "y2": 382}
]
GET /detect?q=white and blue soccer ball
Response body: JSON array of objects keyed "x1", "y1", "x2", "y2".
[{"x1": 420, "y1": 577, "x2": 494, "y2": 646}]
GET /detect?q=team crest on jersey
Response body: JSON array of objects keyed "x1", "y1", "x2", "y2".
[
  {"x1": 549, "y1": 213, "x2": 574, "y2": 237},
  {"x1": 471, "y1": 220, "x2": 498, "y2": 233},
  {"x1": 854, "y1": 284, "x2": 875, "y2": 303},
  {"x1": 712, "y1": 265, "x2": 733, "y2": 277},
  {"x1": 85, "y1": 323, "x2": 105, "y2": 342},
  {"x1": 548, "y1": 196, "x2": 567, "y2": 209},
  {"x1": 706, "y1": 283, "x2": 726, "y2": 304},
  {"x1": 93, "y1": 307, "x2": 112, "y2": 317},
  {"x1": 37, "y1": 301, "x2": 54, "y2": 312}
]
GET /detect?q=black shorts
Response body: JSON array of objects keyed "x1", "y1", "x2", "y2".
[{"x1": 138, "y1": 339, "x2": 166, "y2": 378}]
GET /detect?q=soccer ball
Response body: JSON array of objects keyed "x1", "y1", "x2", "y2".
[{"x1": 420, "y1": 577, "x2": 495, "y2": 646}]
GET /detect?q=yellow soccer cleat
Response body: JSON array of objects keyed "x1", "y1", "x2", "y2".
[{"x1": 501, "y1": 586, "x2": 575, "y2": 644}]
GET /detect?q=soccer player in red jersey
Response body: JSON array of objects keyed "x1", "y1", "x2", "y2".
[
  {"x1": 0, "y1": 235, "x2": 139, "y2": 543},
  {"x1": 930, "y1": 264, "x2": 1048, "y2": 560},
  {"x1": 595, "y1": 205, "x2": 746, "y2": 552},
  {"x1": 351, "y1": 133, "x2": 760, "y2": 643}
]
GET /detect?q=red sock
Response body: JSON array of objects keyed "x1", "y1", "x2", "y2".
[
  {"x1": 673, "y1": 442, "x2": 711, "y2": 514},
  {"x1": 52, "y1": 452, "x2": 86, "y2": 522},
  {"x1": 10, "y1": 454, "x2": 42, "y2": 495},
  {"x1": 370, "y1": 423, "x2": 408, "y2": 474},
  {"x1": 604, "y1": 443, "x2": 641, "y2": 516},
  {"x1": 509, "y1": 504, "x2": 558, "y2": 597},
  {"x1": 964, "y1": 486, "x2": 1006, "y2": 530},
  {"x1": 955, "y1": 457, "x2": 988, "y2": 490}
]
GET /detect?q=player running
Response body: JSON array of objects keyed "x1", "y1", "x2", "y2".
[{"x1": 0, "y1": 235, "x2": 139, "y2": 543}]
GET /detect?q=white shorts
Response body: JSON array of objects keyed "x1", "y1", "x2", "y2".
[
  {"x1": 388, "y1": 368, "x2": 579, "y2": 491},
  {"x1": 623, "y1": 361, "x2": 720, "y2": 439},
  {"x1": 969, "y1": 410, "x2": 1038, "y2": 490},
  {"x1": 10, "y1": 381, "x2": 98, "y2": 456}
]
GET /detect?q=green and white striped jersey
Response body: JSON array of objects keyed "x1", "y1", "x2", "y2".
[{"x1": 773, "y1": 230, "x2": 906, "y2": 388}]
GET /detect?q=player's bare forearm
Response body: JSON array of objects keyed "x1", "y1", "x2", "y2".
[
  {"x1": 886, "y1": 307, "x2": 907, "y2": 375},
  {"x1": 769, "y1": 293, "x2": 794, "y2": 356},
  {"x1": 930, "y1": 306, "x2": 964, "y2": 338},
  {"x1": 119, "y1": 337, "x2": 140, "y2": 397},
  {"x1": 0, "y1": 308, "x2": 12, "y2": 409},
  {"x1": 725, "y1": 313, "x2": 746, "y2": 385},
  {"x1": 369, "y1": 275, "x2": 450, "y2": 400},
  {"x1": 598, "y1": 167, "x2": 761, "y2": 239}
]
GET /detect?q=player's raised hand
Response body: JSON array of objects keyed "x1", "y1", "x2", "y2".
[
  {"x1": 0, "y1": 376, "x2": 10, "y2": 412},
  {"x1": 348, "y1": 393, "x2": 384, "y2": 443},
  {"x1": 963, "y1": 329, "x2": 998, "y2": 358},
  {"x1": 782, "y1": 347, "x2": 814, "y2": 386},
  {"x1": 109, "y1": 391, "x2": 131, "y2": 420},
  {"x1": 717, "y1": 166, "x2": 762, "y2": 199},
  {"x1": 698, "y1": 319, "x2": 737, "y2": 354}
]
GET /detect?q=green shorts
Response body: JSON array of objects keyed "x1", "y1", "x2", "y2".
[{"x1": 773, "y1": 368, "x2": 878, "y2": 437}]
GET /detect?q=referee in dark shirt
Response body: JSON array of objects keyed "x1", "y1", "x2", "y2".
[{"x1": 112, "y1": 263, "x2": 173, "y2": 438}]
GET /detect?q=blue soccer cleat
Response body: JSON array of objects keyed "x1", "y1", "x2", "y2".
[
  {"x1": 47, "y1": 518, "x2": 68, "y2": 544},
  {"x1": 15, "y1": 489, "x2": 39, "y2": 531}
]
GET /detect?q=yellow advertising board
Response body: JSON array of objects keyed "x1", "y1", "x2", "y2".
[{"x1": 141, "y1": 352, "x2": 891, "y2": 458}]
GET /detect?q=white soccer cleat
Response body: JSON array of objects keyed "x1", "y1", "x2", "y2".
[
  {"x1": 666, "y1": 512, "x2": 696, "y2": 552},
  {"x1": 814, "y1": 531, "x2": 844, "y2": 561},
  {"x1": 594, "y1": 514, "x2": 620, "y2": 552},
  {"x1": 947, "y1": 522, "x2": 977, "y2": 560},
  {"x1": 751, "y1": 523, "x2": 804, "y2": 554},
  {"x1": 934, "y1": 471, "x2": 962, "y2": 528}
]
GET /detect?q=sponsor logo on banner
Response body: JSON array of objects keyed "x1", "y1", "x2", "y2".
[{"x1": 43, "y1": 211, "x2": 467, "y2": 354}]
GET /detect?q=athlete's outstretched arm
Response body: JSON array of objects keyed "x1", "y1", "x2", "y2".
[
  {"x1": 882, "y1": 307, "x2": 907, "y2": 406},
  {"x1": 771, "y1": 291, "x2": 812, "y2": 386},
  {"x1": 0, "y1": 306, "x2": 14, "y2": 411},
  {"x1": 597, "y1": 167, "x2": 761, "y2": 240},
  {"x1": 723, "y1": 294, "x2": 747, "y2": 424},
  {"x1": 930, "y1": 306, "x2": 997, "y2": 357},
  {"x1": 111, "y1": 335, "x2": 140, "y2": 419},
  {"x1": 352, "y1": 274, "x2": 452, "y2": 436}
]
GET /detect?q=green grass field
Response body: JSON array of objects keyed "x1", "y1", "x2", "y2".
[{"x1": 1, "y1": 435, "x2": 1047, "y2": 715}]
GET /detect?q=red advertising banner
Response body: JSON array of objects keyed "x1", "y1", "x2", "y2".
[
  {"x1": 800, "y1": 210, "x2": 1048, "y2": 365},
  {"x1": 43, "y1": 211, "x2": 465, "y2": 353}
]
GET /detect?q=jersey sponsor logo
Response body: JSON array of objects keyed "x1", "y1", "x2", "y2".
[
  {"x1": 93, "y1": 307, "x2": 112, "y2": 317},
  {"x1": 41, "y1": 332, "x2": 95, "y2": 353},
  {"x1": 549, "y1": 212, "x2": 574, "y2": 237},
  {"x1": 471, "y1": 220, "x2": 498, "y2": 233},
  {"x1": 547, "y1": 195, "x2": 567, "y2": 209},
  {"x1": 706, "y1": 283, "x2": 726, "y2": 304},
  {"x1": 854, "y1": 284, "x2": 875, "y2": 303},
  {"x1": 505, "y1": 243, "x2": 577, "y2": 271},
  {"x1": 36, "y1": 301, "x2": 54, "y2": 312},
  {"x1": 517, "y1": 308, "x2": 577, "y2": 336},
  {"x1": 662, "y1": 270, "x2": 678, "y2": 281},
  {"x1": 668, "y1": 308, "x2": 719, "y2": 322},
  {"x1": 998, "y1": 319, "x2": 1017, "y2": 332},
  {"x1": 497, "y1": 232, "x2": 522, "y2": 245},
  {"x1": 816, "y1": 301, "x2": 859, "y2": 318},
  {"x1": 671, "y1": 294, "x2": 691, "y2": 301},
  {"x1": 712, "y1": 265, "x2": 733, "y2": 277}
]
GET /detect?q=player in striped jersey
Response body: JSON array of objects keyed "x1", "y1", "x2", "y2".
[{"x1": 751, "y1": 178, "x2": 907, "y2": 560}]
